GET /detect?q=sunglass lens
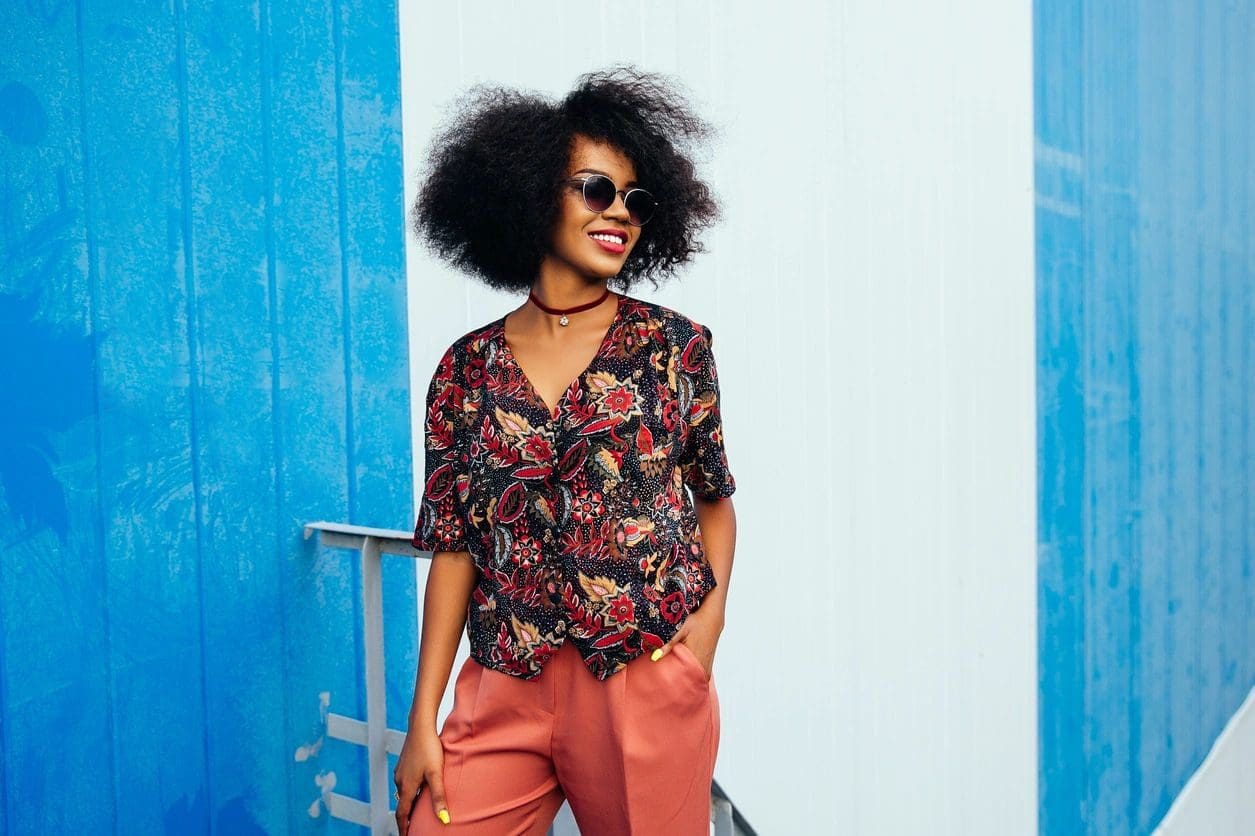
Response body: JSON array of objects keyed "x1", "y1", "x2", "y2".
[
  {"x1": 624, "y1": 191, "x2": 657, "y2": 226},
  {"x1": 582, "y1": 175, "x2": 616, "y2": 212}
]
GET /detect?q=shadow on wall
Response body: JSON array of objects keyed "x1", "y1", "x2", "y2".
[
  {"x1": 0, "y1": 287, "x2": 95, "y2": 546},
  {"x1": 165, "y1": 789, "x2": 268, "y2": 835}
]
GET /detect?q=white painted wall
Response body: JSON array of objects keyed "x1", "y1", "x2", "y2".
[{"x1": 399, "y1": 2, "x2": 1036, "y2": 833}]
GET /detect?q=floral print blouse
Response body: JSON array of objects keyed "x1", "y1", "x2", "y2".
[{"x1": 411, "y1": 293, "x2": 736, "y2": 681}]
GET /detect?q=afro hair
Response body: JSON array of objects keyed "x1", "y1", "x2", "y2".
[{"x1": 409, "y1": 64, "x2": 722, "y2": 293}]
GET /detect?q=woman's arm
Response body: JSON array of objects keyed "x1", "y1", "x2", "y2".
[
  {"x1": 693, "y1": 495, "x2": 736, "y2": 622},
  {"x1": 395, "y1": 549, "x2": 476, "y2": 830},
  {"x1": 409, "y1": 550, "x2": 478, "y2": 732}
]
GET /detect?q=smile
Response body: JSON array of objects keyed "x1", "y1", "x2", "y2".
[{"x1": 588, "y1": 231, "x2": 627, "y2": 253}]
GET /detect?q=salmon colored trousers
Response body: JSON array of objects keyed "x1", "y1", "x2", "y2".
[{"x1": 408, "y1": 638, "x2": 720, "y2": 836}]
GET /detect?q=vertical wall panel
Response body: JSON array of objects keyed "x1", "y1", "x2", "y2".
[
  {"x1": 332, "y1": 0, "x2": 416, "y2": 741},
  {"x1": 1035, "y1": 1, "x2": 1255, "y2": 833},
  {"x1": 0, "y1": 3, "x2": 111, "y2": 832},
  {"x1": 264, "y1": 0, "x2": 361, "y2": 823},
  {"x1": 82, "y1": 3, "x2": 209, "y2": 829},
  {"x1": 181, "y1": 0, "x2": 286, "y2": 828},
  {"x1": 0, "y1": 1, "x2": 411, "y2": 832}
]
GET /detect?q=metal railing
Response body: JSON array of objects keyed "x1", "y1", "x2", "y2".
[{"x1": 302, "y1": 520, "x2": 754, "y2": 836}]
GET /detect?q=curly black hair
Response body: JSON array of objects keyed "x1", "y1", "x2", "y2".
[{"x1": 409, "y1": 64, "x2": 722, "y2": 293}]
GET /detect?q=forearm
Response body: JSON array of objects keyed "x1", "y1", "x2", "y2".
[
  {"x1": 409, "y1": 551, "x2": 478, "y2": 731},
  {"x1": 693, "y1": 495, "x2": 736, "y2": 619}
]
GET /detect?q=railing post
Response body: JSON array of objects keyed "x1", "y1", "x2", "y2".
[
  {"x1": 713, "y1": 796, "x2": 735, "y2": 836},
  {"x1": 361, "y1": 534, "x2": 391, "y2": 835}
]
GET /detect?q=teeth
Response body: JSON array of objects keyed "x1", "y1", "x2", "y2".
[{"x1": 590, "y1": 233, "x2": 623, "y2": 244}]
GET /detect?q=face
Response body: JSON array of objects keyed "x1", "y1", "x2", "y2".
[{"x1": 545, "y1": 134, "x2": 643, "y2": 280}]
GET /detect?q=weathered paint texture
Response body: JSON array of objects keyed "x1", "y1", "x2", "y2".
[
  {"x1": 0, "y1": 1, "x2": 412, "y2": 833},
  {"x1": 1036, "y1": 1, "x2": 1255, "y2": 833}
]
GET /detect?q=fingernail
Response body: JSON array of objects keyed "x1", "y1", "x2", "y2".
[
  {"x1": 650, "y1": 648, "x2": 663, "y2": 661},
  {"x1": 438, "y1": 809, "x2": 450, "y2": 825}
]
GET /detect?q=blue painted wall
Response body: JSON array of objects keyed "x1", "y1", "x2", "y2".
[
  {"x1": 1036, "y1": 1, "x2": 1255, "y2": 833},
  {"x1": 0, "y1": 2, "x2": 414, "y2": 833}
]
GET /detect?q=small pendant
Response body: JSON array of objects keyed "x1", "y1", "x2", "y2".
[{"x1": 559, "y1": 315, "x2": 569, "y2": 326}]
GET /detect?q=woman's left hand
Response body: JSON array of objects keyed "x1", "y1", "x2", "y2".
[{"x1": 653, "y1": 605, "x2": 725, "y2": 680}]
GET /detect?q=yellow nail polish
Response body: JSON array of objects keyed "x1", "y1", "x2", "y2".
[
  {"x1": 438, "y1": 809, "x2": 450, "y2": 825},
  {"x1": 651, "y1": 648, "x2": 663, "y2": 661}
]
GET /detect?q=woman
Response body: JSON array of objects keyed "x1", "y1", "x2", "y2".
[{"x1": 397, "y1": 65, "x2": 738, "y2": 836}]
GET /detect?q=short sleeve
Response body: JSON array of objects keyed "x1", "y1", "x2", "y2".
[
  {"x1": 678, "y1": 324, "x2": 737, "y2": 500},
  {"x1": 412, "y1": 344, "x2": 471, "y2": 552}
]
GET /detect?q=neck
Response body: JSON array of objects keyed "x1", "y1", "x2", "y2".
[{"x1": 529, "y1": 261, "x2": 612, "y2": 310}]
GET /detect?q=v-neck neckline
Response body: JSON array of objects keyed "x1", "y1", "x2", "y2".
[{"x1": 496, "y1": 292, "x2": 625, "y2": 422}]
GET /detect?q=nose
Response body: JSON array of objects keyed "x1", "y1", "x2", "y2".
[{"x1": 602, "y1": 192, "x2": 631, "y2": 221}]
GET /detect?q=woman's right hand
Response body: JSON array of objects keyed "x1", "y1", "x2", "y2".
[{"x1": 394, "y1": 726, "x2": 450, "y2": 833}]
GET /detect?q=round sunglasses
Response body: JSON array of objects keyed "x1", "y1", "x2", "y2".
[{"x1": 562, "y1": 174, "x2": 660, "y2": 226}]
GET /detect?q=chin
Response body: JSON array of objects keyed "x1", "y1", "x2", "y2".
[
  {"x1": 574, "y1": 256, "x2": 627, "y2": 281},
  {"x1": 551, "y1": 240, "x2": 630, "y2": 281}
]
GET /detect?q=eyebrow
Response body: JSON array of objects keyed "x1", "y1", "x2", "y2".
[{"x1": 573, "y1": 167, "x2": 638, "y2": 187}]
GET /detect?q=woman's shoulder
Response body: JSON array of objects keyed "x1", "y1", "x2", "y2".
[
  {"x1": 432, "y1": 315, "x2": 506, "y2": 364},
  {"x1": 622, "y1": 294, "x2": 715, "y2": 347}
]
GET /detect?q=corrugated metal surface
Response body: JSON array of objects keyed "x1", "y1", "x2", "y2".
[
  {"x1": 0, "y1": 1, "x2": 411, "y2": 832},
  {"x1": 1035, "y1": 1, "x2": 1255, "y2": 833},
  {"x1": 400, "y1": 2, "x2": 1037, "y2": 833}
]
